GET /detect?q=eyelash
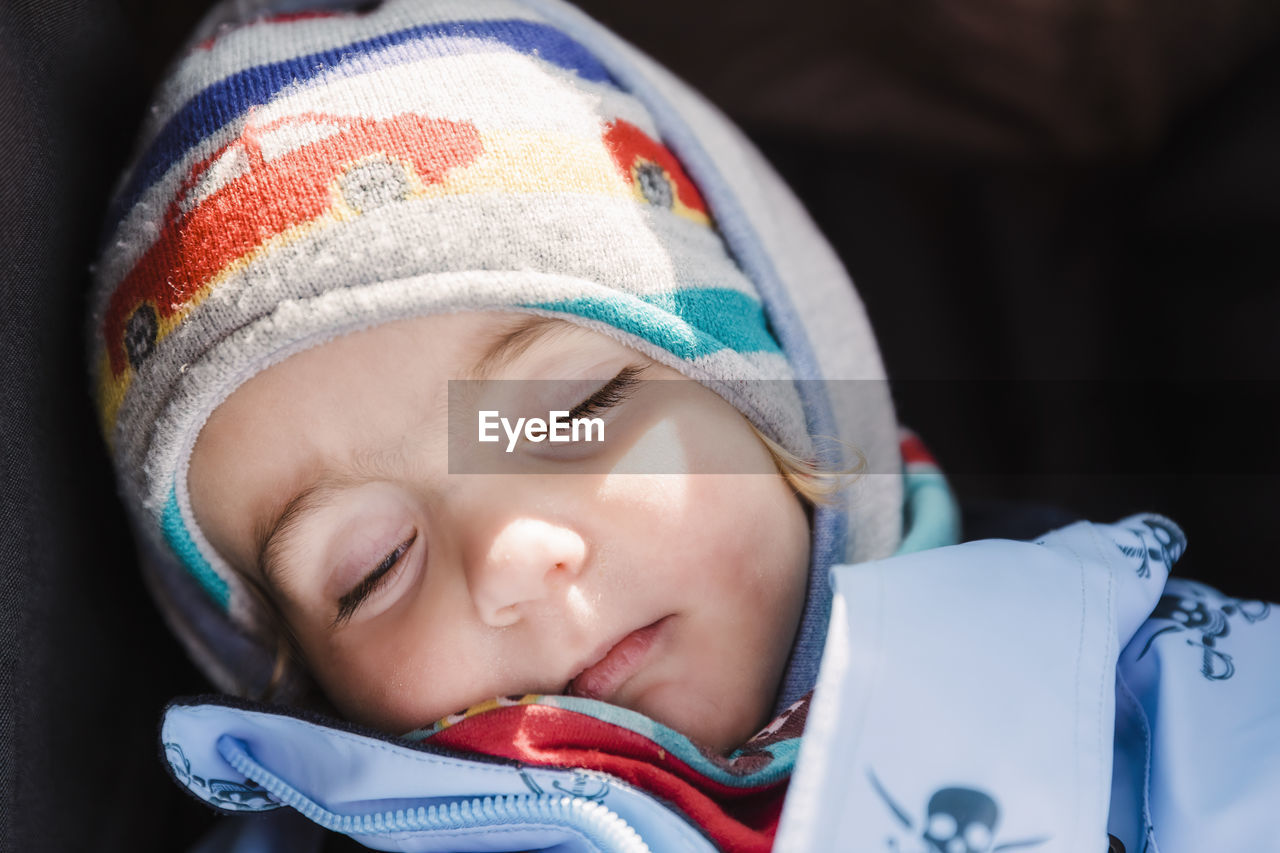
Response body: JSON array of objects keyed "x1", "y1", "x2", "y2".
[
  {"x1": 566, "y1": 363, "x2": 644, "y2": 420},
  {"x1": 334, "y1": 533, "x2": 416, "y2": 626}
]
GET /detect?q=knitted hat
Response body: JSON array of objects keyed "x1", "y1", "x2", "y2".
[{"x1": 90, "y1": 0, "x2": 902, "y2": 704}]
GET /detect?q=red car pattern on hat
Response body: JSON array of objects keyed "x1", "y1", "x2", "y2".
[
  {"x1": 101, "y1": 112, "x2": 707, "y2": 414},
  {"x1": 107, "y1": 112, "x2": 711, "y2": 381},
  {"x1": 103, "y1": 111, "x2": 485, "y2": 379},
  {"x1": 603, "y1": 118, "x2": 710, "y2": 226}
]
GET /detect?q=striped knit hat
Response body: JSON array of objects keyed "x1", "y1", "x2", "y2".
[{"x1": 90, "y1": 0, "x2": 903, "y2": 704}]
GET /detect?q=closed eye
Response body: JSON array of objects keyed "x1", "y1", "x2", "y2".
[
  {"x1": 567, "y1": 363, "x2": 644, "y2": 420},
  {"x1": 334, "y1": 533, "x2": 417, "y2": 626}
]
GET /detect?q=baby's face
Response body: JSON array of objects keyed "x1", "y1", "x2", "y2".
[{"x1": 189, "y1": 312, "x2": 810, "y2": 752}]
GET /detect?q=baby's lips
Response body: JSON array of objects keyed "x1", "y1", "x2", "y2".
[{"x1": 565, "y1": 617, "x2": 669, "y2": 702}]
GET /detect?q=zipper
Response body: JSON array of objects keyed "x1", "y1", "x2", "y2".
[{"x1": 216, "y1": 734, "x2": 652, "y2": 852}]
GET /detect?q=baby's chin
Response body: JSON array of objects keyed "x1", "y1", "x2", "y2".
[{"x1": 622, "y1": 681, "x2": 774, "y2": 755}]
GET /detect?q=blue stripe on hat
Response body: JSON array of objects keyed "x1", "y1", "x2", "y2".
[
  {"x1": 107, "y1": 18, "x2": 613, "y2": 238},
  {"x1": 163, "y1": 484, "x2": 230, "y2": 609},
  {"x1": 527, "y1": 288, "x2": 783, "y2": 360}
]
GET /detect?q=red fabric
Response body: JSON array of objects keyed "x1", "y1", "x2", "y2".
[
  {"x1": 431, "y1": 704, "x2": 788, "y2": 852},
  {"x1": 900, "y1": 430, "x2": 937, "y2": 467}
]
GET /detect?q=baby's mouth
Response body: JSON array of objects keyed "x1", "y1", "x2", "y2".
[{"x1": 565, "y1": 616, "x2": 671, "y2": 702}]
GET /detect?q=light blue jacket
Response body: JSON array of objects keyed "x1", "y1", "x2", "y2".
[
  {"x1": 165, "y1": 513, "x2": 1280, "y2": 852},
  {"x1": 777, "y1": 514, "x2": 1279, "y2": 852}
]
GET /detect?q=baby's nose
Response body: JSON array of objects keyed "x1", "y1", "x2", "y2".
[{"x1": 469, "y1": 518, "x2": 586, "y2": 627}]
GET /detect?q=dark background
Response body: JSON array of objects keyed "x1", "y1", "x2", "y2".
[{"x1": 3, "y1": 0, "x2": 1278, "y2": 849}]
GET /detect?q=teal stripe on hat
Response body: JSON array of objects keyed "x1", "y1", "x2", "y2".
[
  {"x1": 896, "y1": 465, "x2": 962, "y2": 556},
  {"x1": 163, "y1": 484, "x2": 230, "y2": 609},
  {"x1": 527, "y1": 287, "x2": 782, "y2": 360}
]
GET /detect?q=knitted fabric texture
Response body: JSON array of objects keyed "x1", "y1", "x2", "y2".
[{"x1": 90, "y1": 0, "x2": 903, "y2": 700}]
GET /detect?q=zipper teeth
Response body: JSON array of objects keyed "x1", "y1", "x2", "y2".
[{"x1": 217, "y1": 735, "x2": 651, "y2": 852}]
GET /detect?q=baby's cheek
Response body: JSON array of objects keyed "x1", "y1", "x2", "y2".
[
  {"x1": 316, "y1": 618, "x2": 525, "y2": 733},
  {"x1": 595, "y1": 471, "x2": 687, "y2": 512},
  {"x1": 307, "y1": 622, "x2": 433, "y2": 731},
  {"x1": 699, "y1": 475, "x2": 799, "y2": 556}
]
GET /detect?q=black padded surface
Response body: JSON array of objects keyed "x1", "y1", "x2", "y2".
[
  {"x1": 749, "y1": 34, "x2": 1280, "y2": 601},
  {"x1": 0, "y1": 3, "x2": 215, "y2": 851}
]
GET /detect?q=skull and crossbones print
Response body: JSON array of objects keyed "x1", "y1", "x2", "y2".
[
  {"x1": 1136, "y1": 582, "x2": 1270, "y2": 680},
  {"x1": 1113, "y1": 517, "x2": 1185, "y2": 579},
  {"x1": 869, "y1": 771, "x2": 1048, "y2": 853}
]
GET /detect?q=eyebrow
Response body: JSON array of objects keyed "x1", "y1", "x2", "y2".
[
  {"x1": 254, "y1": 476, "x2": 351, "y2": 589},
  {"x1": 468, "y1": 314, "x2": 575, "y2": 380}
]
